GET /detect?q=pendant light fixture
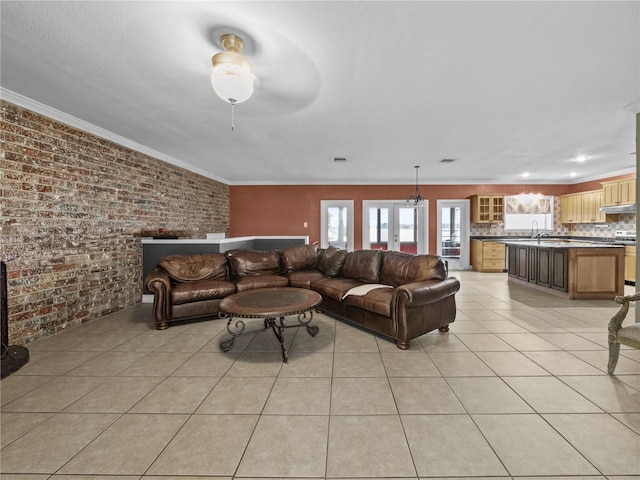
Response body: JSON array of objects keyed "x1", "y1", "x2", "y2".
[
  {"x1": 211, "y1": 34, "x2": 254, "y2": 130},
  {"x1": 405, "y1": 165, "x2": 426, "y2": 207}
]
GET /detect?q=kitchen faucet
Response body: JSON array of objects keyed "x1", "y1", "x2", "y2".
[
  {"x1": 530, "y1": 220, "x2": 538, "y2": 239},
  {"x1": 536, "y1": 232, "x2": 550, "y2": 243}
]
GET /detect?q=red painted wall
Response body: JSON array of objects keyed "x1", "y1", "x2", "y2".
[{"x1": 230, "y1": 183, "x2": 579, "y2": 253}]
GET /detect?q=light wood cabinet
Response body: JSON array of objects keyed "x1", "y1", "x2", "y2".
[
  {"x1": 625, "y1": 245, "x2": 636, "y2": 283},
  {"x1": 580, "y1": 190, "x2": 606, "y2": 223},
  {"x1": 472, "y1": 240, "x2": 506, "y2": 272},
  {"x1": 561, "y1": 190, "x2": 606, "y2": 224},
  {"x1": 471, "y1": 195, "x2": 504, "y2": 223},
  {"x1": 602, "y1": 179, "x2": 636, "y2": 206},
  {"x1": 561, "y1": 194, "x2": 582, "y2": 224}
]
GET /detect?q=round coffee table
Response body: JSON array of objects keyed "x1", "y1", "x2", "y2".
[{"x1": 219, "y1": 287, "x2": 322, "y2": 362}]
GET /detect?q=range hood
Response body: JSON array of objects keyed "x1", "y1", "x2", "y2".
[{"x1": 600, "y1": 204, "x2": 636, "y2": 214}]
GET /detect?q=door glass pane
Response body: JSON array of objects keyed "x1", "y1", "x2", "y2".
[
  {"x1": 368, "y1": 207, "x2": 389, "y2": 250},
  {"x1": 441, "y1": 207, "x2": 461, "y2": 258},
  {"x1": 398, "y1": 207, "x2": 418, "y2": 254},
  {"x1": 327, "y1": 207, "x2": 348, "y2": 248}
]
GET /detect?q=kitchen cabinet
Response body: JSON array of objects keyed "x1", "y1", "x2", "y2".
[
  {"x1": 602, "y1": 179, "x2": 636, "y2": 206},
  {"x1": 471, "y1": 195, "x2": 504, "y2": 223},
  {"x1": 560, "y1": 194, "x2": 582, "y2": 224},
  {"x1": 508, "y1": 244, "x2": 565, "y2": 290},
  {"x1": 515, "y1": 244, "x2": 529, "y2": 281},
  {"x1": 561, "y1": 190, "x2": 606, "y2": 224},
  {"x1": 625, "y1": 245, "x2": 636, "y2": 284},
  {"x1": 550, "y1": 249, "x2": 568, "y2": 292},
  {"x1": 471, "y1": 240, "x2": 506, "y2": 272},
  {"x1": 581, "y1": 190, "x2": 607, "y2": 223}
]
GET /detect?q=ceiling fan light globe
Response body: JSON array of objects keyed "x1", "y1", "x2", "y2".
[
  {"x1": 211, "y1": 52, "x2": 255, "y2": 104},
  {"x1": 211, "y1": 68, "x2": 254, "y2": 104}
]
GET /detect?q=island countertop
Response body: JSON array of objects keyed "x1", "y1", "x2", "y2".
[{"x1": 497, "y1": 239, "x2": 624, "y2": 248}]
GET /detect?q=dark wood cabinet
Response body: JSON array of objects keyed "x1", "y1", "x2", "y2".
[
  {"x1": 507, "y1": 245, "x2": 517, "y2": 277},
  {"x1": 536, "y1": 247, "x2": 552, "y2": 287},
  {"x1": 551, "y1": 249, "x2": 568, "y2": 292},
  {"x1": 507, "y1": 244, "x2": 568, "y2": 292},
  {"x1": 528, "y1": 247, "x2": 538, "y2": 283},
  {"x1": 516, "y1": 245, "x2": 529, "y2": 282}
]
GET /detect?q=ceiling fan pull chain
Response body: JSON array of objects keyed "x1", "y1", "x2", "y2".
[{"x1": 230, "y1": 100, "x2": 235, "y2": 131}]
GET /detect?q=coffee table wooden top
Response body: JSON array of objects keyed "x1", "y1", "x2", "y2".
[{"x1": 220, "y1": 287, "x2": 322, "y2": 318}]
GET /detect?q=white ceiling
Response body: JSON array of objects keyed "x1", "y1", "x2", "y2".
[{"x1": 1, "y1": 1, "x2": 638, "y2": 185}]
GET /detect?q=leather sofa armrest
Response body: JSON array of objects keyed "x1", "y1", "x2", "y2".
[
  {"x1": 144, "y1": 268, "x2": 172, "y2": 328},
  {"x1": 395, "y1": 277, "x2": 461, "y2": 307}
]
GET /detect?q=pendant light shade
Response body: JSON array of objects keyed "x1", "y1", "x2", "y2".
[{"x1": 211, "y1": 34, "x2": 254, "y2": 105}]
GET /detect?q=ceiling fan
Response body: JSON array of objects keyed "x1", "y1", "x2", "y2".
[{"x1": 206, "y1": 23, "x2": 322, "y2": 122}]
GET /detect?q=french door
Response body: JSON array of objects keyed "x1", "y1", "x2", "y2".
[
  {"x1": 362, "y1": 201, "x2": 428, "y2": 254},
  {"x1": 436, "y1": 199, "x2": 470, "y2": 270}
]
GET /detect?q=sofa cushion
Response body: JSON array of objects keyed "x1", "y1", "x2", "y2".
[
  {"x1": 280, "y1": 244, "x2": 319, "y2": 272},
  {"x1": 233, "y1": 274, "x2": 289, "y2": 292},
  {"x1": 310, "y1": 277, "x2": 363, "y2": 302},
  {"x1": 159, "y1": 254, "x2": 228, "y2": 282},
  {"x1": 341, "y1": 249, "x2": 383, "y2": 283},
  {"x1": 380, "y1": 251, "x2": 447, "y2": 287},
  {"x1": 225, "y1": 249, "x2": 281, "y2": 277},
  {"x1": 171, "y1": 279, "x2": 236, "y2": 305},
  {"x1": 343, "y1": 287, "x2": 394, "y2": 317},
  {"x1": 318, "y1": 246, "x2": 348, "y2": 277},
  {"x1": 286, "y1": 270, "x2": 328, "y2": 289}
]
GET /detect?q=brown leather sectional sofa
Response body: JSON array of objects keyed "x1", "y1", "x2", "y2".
[{"x1": 144, "y1": 244, "x2": 460, "y2": 349}]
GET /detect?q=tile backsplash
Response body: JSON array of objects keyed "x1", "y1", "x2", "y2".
[{"x1": 470, "y1": 196, "x2": 636, "y2": 238}]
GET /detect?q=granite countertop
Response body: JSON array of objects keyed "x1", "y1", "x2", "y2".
[
  {"x1": 496, "y1": 239, "x2": 624, "y2": 248},
  {"x1": 472, "y1": 236, "x2": 634, "y2": 246}
]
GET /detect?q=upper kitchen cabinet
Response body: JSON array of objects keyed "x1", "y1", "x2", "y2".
[
  {"x1": 581, "y1": 190, "x2": 607, "y2": 223},
  {"x1": 561, "y1": 194, "x2": 582, "y2": 224},
  {"x1": 602, "y1": 179, "x2": 636, "y2": 206},
  {"x1": 562, "y1": 188, "x2": 626, "y2": 224},
  {"x1": 471, "y1": 195, "x2": 504, "y2": 223}
]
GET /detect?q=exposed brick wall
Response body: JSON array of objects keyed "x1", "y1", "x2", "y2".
[{"x1": 1, "y1": 101, "x2": 229, "y2": 345}]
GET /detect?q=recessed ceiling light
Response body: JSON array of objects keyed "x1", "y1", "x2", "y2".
[
  {"x1": 575, "y1": 155, "x2": 587, "y2": 162},
  {"x1": 522, "y1": 171, "x2": 530, "y2": 178},
  {"x1": 569, "y1": 171, "x2": 578, "y2": 177}
]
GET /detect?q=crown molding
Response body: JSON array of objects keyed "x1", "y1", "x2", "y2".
[{"x1": 1, "y1": 88, "x2": 230, "y2": 185}]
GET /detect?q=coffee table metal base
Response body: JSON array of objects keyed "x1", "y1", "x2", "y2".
[{"x1": 220, "y1": 311, "x2": 319, "y2": 362}]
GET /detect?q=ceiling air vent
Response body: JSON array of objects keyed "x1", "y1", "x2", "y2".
[
  {"x1": 332, "y1": 157, "x2": 347, "y2": 162},
  {"x1": 440, "y1": 158, "x2": 456, "y2": 164}
]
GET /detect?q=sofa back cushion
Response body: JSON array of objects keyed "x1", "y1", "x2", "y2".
[
  {"x1": 225, "y1": 249, "x2": 281, "y2": 277},
  {"x1": 280, "y1": 244, "x2": 319, "y2": 272},
  {"x1": 341, "y1": 249, "x2": 383, "y2": 283},
  {"x1": 380, "y1": 251, "x2": 447, "y2": 286},
  {"x1": 318, "y1": 246, "x2": 348, "y2": 277},
  {"x1": 159, "y1": 254, "x2": 228, "y2": 282}
]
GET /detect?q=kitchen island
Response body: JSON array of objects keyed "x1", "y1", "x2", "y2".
[{"x1": 500, "y1": 239, "x2": 625, "y2": 300}]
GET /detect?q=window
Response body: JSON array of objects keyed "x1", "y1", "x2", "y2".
[
  {"x1": 504, "y1": 194, "x2": 554, "y2": 231},
  {"x1": 320, "y1": 200, "x2": 354, "y2": 250}
]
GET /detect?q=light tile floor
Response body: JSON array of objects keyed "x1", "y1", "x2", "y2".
[{"x1": 2, "y1": 270, "x2": 640, "y2": 479}]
